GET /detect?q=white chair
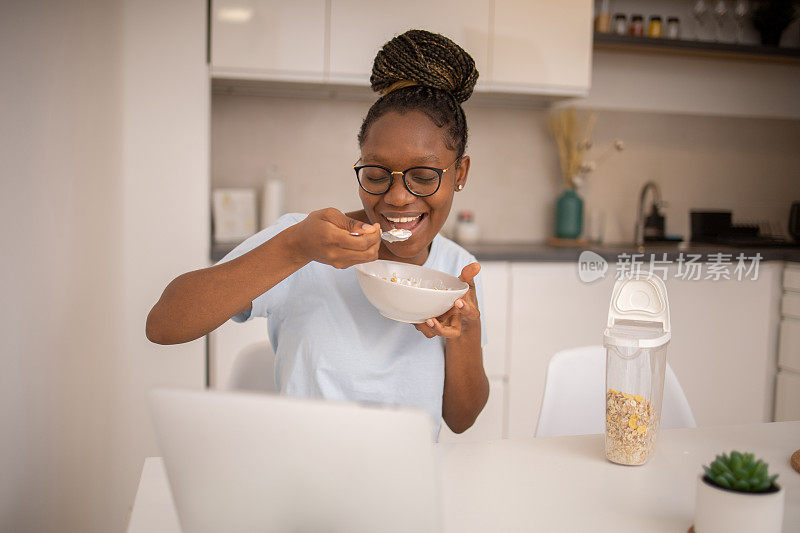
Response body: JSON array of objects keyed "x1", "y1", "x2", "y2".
[
  {"x1": 226, "y1": 342, "x2": 278, "y2": 393},
  {"x1": 535, "y1": 345, "x2": 696, "y2": 438}
]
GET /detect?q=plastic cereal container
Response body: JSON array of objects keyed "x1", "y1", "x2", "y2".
[{"x1": 603, "y1": 273, "x2": 671, "y2": 466}]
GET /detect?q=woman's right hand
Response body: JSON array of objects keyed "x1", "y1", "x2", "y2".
[{"x1": 291, "y1": 208, "x2": 381, "y2": 269}]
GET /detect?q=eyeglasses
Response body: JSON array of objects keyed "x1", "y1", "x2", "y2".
[{"x1": 353, "y1": 157, "x2": 459, "y2": 198}]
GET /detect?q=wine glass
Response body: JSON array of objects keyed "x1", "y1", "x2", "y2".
[
  {"x1": 713, "y1": 0, "x2": 728, "y2": 42},
  {"x1": 734, "y1": 0, "x2": 749, "y2": 43},
  {"x1": 692, "y1": 0, "x2": 708, "y2": 39}
]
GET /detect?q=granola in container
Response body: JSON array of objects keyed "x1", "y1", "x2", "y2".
[
  {"x1": 603, "y1": 273, "x2": 671, "y2": 466},
  {"x1": 605, "y1": 388, "x2": 659, "y2": 465}
]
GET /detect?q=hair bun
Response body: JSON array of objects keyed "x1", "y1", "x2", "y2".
[{"x1": 370, "y1": 29, "x2": 479, "y2": 104}]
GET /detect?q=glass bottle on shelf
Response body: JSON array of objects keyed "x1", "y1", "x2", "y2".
[
  {"x1": 713, "y1": 0, "x2": 728, "y2": 42},
  {"x1": 648, "y1": 16, "x2": 663, "y2": 37},
  {"x1": 613, "y1": 14, "x2": 628, "y2": 35},
  {"x1": 733, "y1": 0, "x2": 749, "y2": 43},
  {"x1": 692, "y1": 0, "x2": 708, "y2": 40},
  {"x1": 630, "y1": 15, "x2": 644, "y2": 37},
  {"x1": 595, "y1": 0, "x2": 611, "y2": 33},
  {"x1": 667, "y1": 17, "x2": 681, "y2": 39}
]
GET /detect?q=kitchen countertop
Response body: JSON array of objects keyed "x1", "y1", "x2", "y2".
[
  {"x1": 464, "y1": 241, "x2": 800, "y2": 263},
  {"x1": 211, "y1": 241, "x2": 800, "y2": 264}
]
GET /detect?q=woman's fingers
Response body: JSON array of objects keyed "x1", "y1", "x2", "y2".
[
  {"x1": 453, "y1": 297, "x2": 478, "y2": 321},
  {"x1": 338, "y1": 224, "x2": 381, "y2": 251},
  {"x1": 319, "y1": 208, "x2": 380, "y2": 251},
  {"x1": 330, "y1": 242, "x2": 380, "y2": 268},
  {"x1": 458, "y1": 262, "x2": 481, "y2": 287},
  {"x1": 427, "y1": 314, "x2": 461, "y2": 338},
  {"x1": 414, "y1": 308, "x2": 459, "y2": 338},
  {"x1": 413, "y1": 322, "x2": 437, "y2": 338}
]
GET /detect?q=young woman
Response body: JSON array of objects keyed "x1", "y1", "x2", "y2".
[{"x1": 146, "y1": 30, "x2": 489, "y2": 437}]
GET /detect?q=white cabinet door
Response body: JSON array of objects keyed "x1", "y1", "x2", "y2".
[
  {"x1": 507, "y1": 262, "x2": 782, "y2": 438},
  {"x1": 783, "y1": 292, "x2": 800, "y2": 319},
  {"x1": 507, "y1": 263, "x2": 615, "y2": 438},
  {"x1": 480, "y1": 261, "x2": 509, "y2": 378},
  {"x1": 438, "y1": 377, "x2": 505, "y2": 442},
  {"x1": 491, "y1": 0, "x2": 592, "y2": 94},
  {"x1": 775, "y1": 370, "x2": 800, "y2": 422},
  {"x1": 785, "y1": 264, "x2": 800, "y2": 291},
  {"x1": 328, "y1": 0, "x2": 490, "y2": 85},
  {"x1": 211, "y1": 0, "x2": 326, "y2": 81},
  {"x1": 779, "y1": 318, "x2": 800, "y2": 373}
]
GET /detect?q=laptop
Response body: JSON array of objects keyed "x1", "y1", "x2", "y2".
[{"x1": 149, "y1": 389, "x2": 439, "y2": 533}]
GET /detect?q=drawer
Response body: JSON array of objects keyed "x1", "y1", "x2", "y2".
[
  {"x1": 779, "y1": 319, "x2": 800, "y2": 372},
  {"x1": 784, "y1": 265, "x2": 800, "y2": 292},
  {"x1": 782, "y1": 292, "x2": 800, "y2": 318},
  {"x1": 775, "y1": 369, "x2": 800, "y2": 422}
]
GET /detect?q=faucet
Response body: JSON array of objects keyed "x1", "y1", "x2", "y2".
[{"x1": 635, "y1": 181, "x2": 662, "y2": 251}]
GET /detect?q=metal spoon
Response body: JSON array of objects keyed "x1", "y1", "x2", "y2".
[
  {"x1": 381, "y1": 228, "x2": 412, "y2": 242},
  {"x1": 349, "y1": 228, "x2": 412, "y2": 242}
]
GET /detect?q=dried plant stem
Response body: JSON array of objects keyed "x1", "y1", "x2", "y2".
[{"x1": 548, "y1": 107, "x2": 597, "y2": 189}]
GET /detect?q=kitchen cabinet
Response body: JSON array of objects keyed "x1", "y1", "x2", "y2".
[
  {"x1": 779, "y1": 319, "x2": 800, "y2": 373},
  {"x1": 211, "y1": 0, "x2": 327, "y2": 81},
  {"x1": 328, "y1": 0, "x2": 490, "y2": 86},
  {"x1": 775, "y1": 264, "x2": 800, "y2": 422},
  {"x1": 783, "y1": 291, "x2": 800, "y2": 318},
  {"x1": 480, "y1": 261, "x2": 509, "y2": 378},
  {"x1": 439, "y1": 261, "x2": 510, "y2": 442},
  {"x1": 210, "y1": 0, "x2": 593, "y2": 98},
  {"x1": 506, "y1": 261, "x2": 782, "y2": 438},
  {"x1": 490, "y1": 0, "x2": 592, "y2": 94},
  {"x1": 775, "y1": 370, "x2": 800, "y2": 421}
]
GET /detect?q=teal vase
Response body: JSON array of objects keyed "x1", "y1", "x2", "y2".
[{"x1": 555, "y1": 189, "x2": 584, "y2": 239}]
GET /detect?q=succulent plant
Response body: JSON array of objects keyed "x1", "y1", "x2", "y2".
[{"x1": 703, "y1": 451, "x2": 779, "y2": 493}]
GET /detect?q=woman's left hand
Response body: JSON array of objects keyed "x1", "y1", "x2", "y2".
[{"x1": 414, "y1": 262, "x2": 481, "y2": 339}]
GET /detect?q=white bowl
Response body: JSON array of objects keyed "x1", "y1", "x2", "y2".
[{"x1": 354, "y1": 260, "x2": 469, "y2": 324}]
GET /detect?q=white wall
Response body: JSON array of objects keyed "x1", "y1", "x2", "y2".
[
  {"x1": 114, "y1": 0, "x2": 209, "y2": 530},
  {"x1": 1, "y1": 2, "x2": 124, "y2": 531},
  {"x1": 210, "y1": 92, "x2": 800, "y2": 244},
  {"x1": 0, "y1": 1, "x2": 208, "y2": 532}
]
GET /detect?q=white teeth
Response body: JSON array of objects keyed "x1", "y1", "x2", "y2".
[{"x1": 386, "y1": 215, "x2": 421, "y2": 223}]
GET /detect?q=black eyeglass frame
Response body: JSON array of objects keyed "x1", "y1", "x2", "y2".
[{"x1": 353, "y1": 157, "x2": 460, "y2": 198}]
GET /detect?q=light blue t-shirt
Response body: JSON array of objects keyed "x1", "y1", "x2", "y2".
[{"x1": 217, "y1": 213, "x2": 486, "y2": 438}]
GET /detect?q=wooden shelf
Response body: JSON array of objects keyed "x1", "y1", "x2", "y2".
[{"x1": 594, "y1": 33, "x2": 800, "y2": 63}]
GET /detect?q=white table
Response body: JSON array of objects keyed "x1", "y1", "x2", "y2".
[{"x1": 128, "y1": 422, "x2": 800, "y2": 532}]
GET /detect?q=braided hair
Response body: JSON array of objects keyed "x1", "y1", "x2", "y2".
[{"x1": 357, "y1": 30, "x2": 479, "y2": 161}]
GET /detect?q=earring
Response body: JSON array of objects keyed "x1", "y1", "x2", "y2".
[{"x1": 456, "y1": 184, "x2": 464, "y2": 191}]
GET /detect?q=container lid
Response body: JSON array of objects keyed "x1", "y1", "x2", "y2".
[{"x1": 603, "y1": 274, "x2": 671, "y2": 349}]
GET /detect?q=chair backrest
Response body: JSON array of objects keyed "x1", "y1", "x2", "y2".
[
  {"x1": 226, "y1": 342, "x2": 277, "y2": 393},
  {"x1": 535, "y1": 345, "x2": 696, "y2": 438}
]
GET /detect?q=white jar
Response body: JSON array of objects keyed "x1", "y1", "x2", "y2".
[
  {"x1": 455, "y1": 211, "x2": 480, "y2": 245},
  {"x1": 603, "y1": 273, "x2": 671, "y2": 466}
]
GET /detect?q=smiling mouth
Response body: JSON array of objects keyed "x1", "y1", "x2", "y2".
[{"x1": 383, "y1": 213, "x2": 426, "y2": 232}]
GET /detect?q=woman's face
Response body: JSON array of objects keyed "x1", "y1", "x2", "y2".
[{"x1": 358, "y1": 110, "x2": 469, "y2": 265}]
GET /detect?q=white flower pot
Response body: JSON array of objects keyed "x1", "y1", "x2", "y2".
[{"x1": 694, "y1": 473, "x2": 785, "y2": 533}]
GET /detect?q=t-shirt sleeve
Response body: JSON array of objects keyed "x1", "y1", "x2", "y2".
[{"x1": 215, "y1": 213, "x2": 307, "y2": 323}]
